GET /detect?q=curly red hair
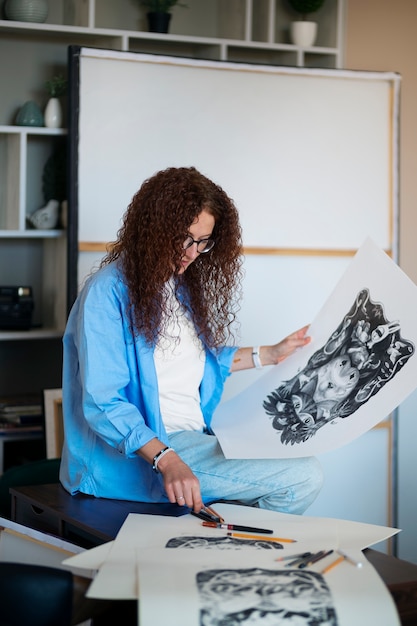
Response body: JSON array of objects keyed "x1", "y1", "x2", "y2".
[{"x1": 102, "y1": 167, "x2": 243, "y2": 348}]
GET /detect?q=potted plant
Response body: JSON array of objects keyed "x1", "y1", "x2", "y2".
[
  {"x1": 44, "y1": 74, "x2": 67, "y2": 129},
  {"x1": 140, "y1": 1, "x2": 186, "y2": 34},
  {"x1": 286, "y1": 0, "x2": 326, "y2": 47},
  {"x1": 45, "y1": 74, "x2": 67, "y2": 98}
]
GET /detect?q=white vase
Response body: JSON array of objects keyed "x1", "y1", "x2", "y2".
[
  {"x1": 44, "y1": 97, "x2": 62, "y2": 128},
  {"x1": 290, "y1": 21, "x2": 318, "y2": 47}
]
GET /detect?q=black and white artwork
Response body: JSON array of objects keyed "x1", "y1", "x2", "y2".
[
  {"x1": 79, "y1": 505, "x2": 400, "y2": 625},
  {"x1": 212, "y1": 239, "x2": 417, "y2": 458},
  {"x1": 166, "y1": 536, "x2": 283, "y2": 550},
  {"x1": 263, "y1": 288, "x2": 414, "y2": 446},
  {"x1": 197, "y1": 567, "x2": 337, "y2": 625}
]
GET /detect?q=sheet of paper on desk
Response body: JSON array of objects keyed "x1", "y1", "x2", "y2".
[
  {"x1": 84, "y1": 502, "x2": 399, "y2": 601},
  {"x1": 61, "y1": 540, "x2": 113, "y2": 573},
  {"x1": 137, "y1": 547, "x2": 400, "y2": 626},
  {"x1": 212, "y1": 238, "x2": 417, "y2": 458}
]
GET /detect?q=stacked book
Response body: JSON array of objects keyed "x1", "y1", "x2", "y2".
[{"x1": 0, "y1": 396, "x2": 43, "y2": 433}]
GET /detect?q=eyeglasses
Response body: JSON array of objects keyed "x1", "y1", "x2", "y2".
[{"x1": 183, "y1": 235, "x2": 215, "y2": 254}]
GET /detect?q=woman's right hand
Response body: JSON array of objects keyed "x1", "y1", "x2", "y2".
[
  {"x1": 157, "y1": 450, "x2": 203, "y2": 513},
  {"x1": 137, "y1": 439, "x2": 203, "y2": 513}
]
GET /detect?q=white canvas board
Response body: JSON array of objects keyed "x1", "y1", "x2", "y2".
[
  {"x1": 212, "y1": 239, "x2": 417, "y2": 458},
  {"x1": 137, "y1": 546, "x2": 400, "y2": 626},
  {"x1": 85, "y1": 503, "x2": 399, "y2": 600},
  {"x1": 76, "y1": 48, "x2": 398, "y2": 251}
]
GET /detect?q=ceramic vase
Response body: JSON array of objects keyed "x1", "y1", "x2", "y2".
[
  {"x1": 15, "y1": 100, "x2": 44, "y2": 127},
  {"x1": 44, "y1": 97, "x2": 62, "y2": 129},
  {"x1": 5, "y1": 0, "x2": 48, "y2": 23},
  {"x1": 290, "y1": 21, "x2": 318, "y2": 47}
]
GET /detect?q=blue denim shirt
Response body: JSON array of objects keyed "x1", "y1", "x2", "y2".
[{"x1": 59, "y1": 262, "x2": 238, "y2": 502}]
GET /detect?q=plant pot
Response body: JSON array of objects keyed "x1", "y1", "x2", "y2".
[
  {"x1": 290, "y1": 21, "x2": 318, "y2": 47},
  {"x1": 147, "y1": 11, "x2": 171, "y2": 34}
]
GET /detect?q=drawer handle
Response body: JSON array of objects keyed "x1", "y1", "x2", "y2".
[{"x1": 30, "y1": 505, "x2": 44, "y2": 515}]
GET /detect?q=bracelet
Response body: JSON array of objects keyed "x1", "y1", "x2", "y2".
[
  {"x1": 152, "y1": 446, "x2": 174, "y2": 473},
  {"x1": 252, "y1": 346, "x2": 263, "y2": 370}
]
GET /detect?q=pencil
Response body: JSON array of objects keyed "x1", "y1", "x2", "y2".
[
  {"x1": 321, "y1": 555, "x2": 345, "y2": 575},
  {"x1": 337, "y1": 549, "x2": 363, "y2": 568},
  {"x1": 284, "y1": 553, "x2": 314, "y2": 567},
  {"x1": 203, "y1": 505, "x2": 224, "y2": 523},
  {"x1": 227, "y1": 532, "x2": 296, "y2": 543},
  {"x1": 299, "y1": 549, "x2": 333, "y2": 569},
  {"x1": 276, "y1": 552, "x2": 312, "y2": 562},
  {"x1": 202, "y1": 522, "x2": 273, "y2": 534}
]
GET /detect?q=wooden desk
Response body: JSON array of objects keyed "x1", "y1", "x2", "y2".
[
  {"x1": 10, "y1": 483, "x2": 417, "y2": 626},
  {"x1": 10, "y1": 482, "x2": 187, "y2": 547}
]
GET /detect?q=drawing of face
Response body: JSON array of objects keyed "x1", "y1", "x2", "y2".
[
  {"x1": 313, "y1": 355, "x2": 359, "y2": 404},
  {"x1": 198, "y1": 569, "x2": 335, "y2": 626},
  {"x1": 291, "y1": 394, "x2": 316, "y2": 426}
]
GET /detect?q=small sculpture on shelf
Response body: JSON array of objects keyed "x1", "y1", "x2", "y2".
[
  {"x1": 27, "y1": 199, "x2": 60, "y2": 230},
  {"x1": 44, "y1": 74, "x2": 67, "y2": 129}
]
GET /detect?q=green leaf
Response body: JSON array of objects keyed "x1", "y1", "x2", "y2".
[
  {"x1": 287, "y1": 0, "x2": 326, "y2": 18},
  {"x1": 45, "y1": 75, "x2": 67, "y2": 98}
]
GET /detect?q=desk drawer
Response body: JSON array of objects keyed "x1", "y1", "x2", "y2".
[{"x1": 12, "y1": 496, "x2": 62, "y2": 537}]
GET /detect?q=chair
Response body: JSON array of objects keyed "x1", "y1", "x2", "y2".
[
  {"x1": 0, "y1": 562, "x2": 73, "y2": 626},
  {"x1": 0, "y1": 457, "x2": 61, "y2": 519}
]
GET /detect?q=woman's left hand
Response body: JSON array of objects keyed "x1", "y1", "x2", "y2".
[
  {"x1": 264, "y1": 324, "x2": 311, "y2": 366},
  {"x1": 231, "y1": 325, "x2": 311, "y2": 371}
]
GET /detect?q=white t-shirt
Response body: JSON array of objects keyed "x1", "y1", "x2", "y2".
[{"x1": 154, "y1": 294, "x2": 206, "y2": 433}]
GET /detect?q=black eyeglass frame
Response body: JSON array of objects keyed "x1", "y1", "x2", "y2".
[{"x1": 183, "y1": 235, "x2": 215, "y2": 254}]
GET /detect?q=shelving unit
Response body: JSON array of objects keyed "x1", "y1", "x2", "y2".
[
  {"x1": 0, "y1": 126, "x2": 67, "y2": 341},
  {"x1": 0, "y1": 0, "x2": 344, "y2": 74}
]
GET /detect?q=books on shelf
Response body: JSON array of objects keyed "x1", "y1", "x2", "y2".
[
  {"x1": 0, "y1": 395, "x2": 43, "y2": 430},
  {"x1": 0, "y1": 423, "x2": 43, "y2": 434}
]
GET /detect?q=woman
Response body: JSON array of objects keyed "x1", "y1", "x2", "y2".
[{"x1": 60, "y1": 167, "x2": 322, "y2": 515}]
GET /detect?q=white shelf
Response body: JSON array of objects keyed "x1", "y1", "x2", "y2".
[
  {"x1": 0, "y1": 125, "x2": 67, "y2": 135},
  {"x1": 0, "y1": 23, "x2": 341, "y2": 67},
  {"x1": 0, "y1": 230, "x2": 65, "y2": 238},
  {"x1": 0, "y1": 0, "x2": 344, "y2": 68}
]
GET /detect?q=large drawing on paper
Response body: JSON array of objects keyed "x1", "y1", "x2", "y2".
[
  {"x1": 263, "y1": 288, "x2": 414, "y2": 446},
  {"x1": 212, "y1": 239, "x2": 417, "y2": 458}
]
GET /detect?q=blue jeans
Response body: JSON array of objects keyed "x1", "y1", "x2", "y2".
[{"x1": 168, "y1": 430, "x2": 323, "y2": 515}]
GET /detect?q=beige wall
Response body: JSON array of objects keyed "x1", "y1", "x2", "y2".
[
  {"x1": 345, "y1": 0, "x2": 417, "y2": 282},
  {"x1": 346, "y1": 1, "x2": 417, "y2": 562}
]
